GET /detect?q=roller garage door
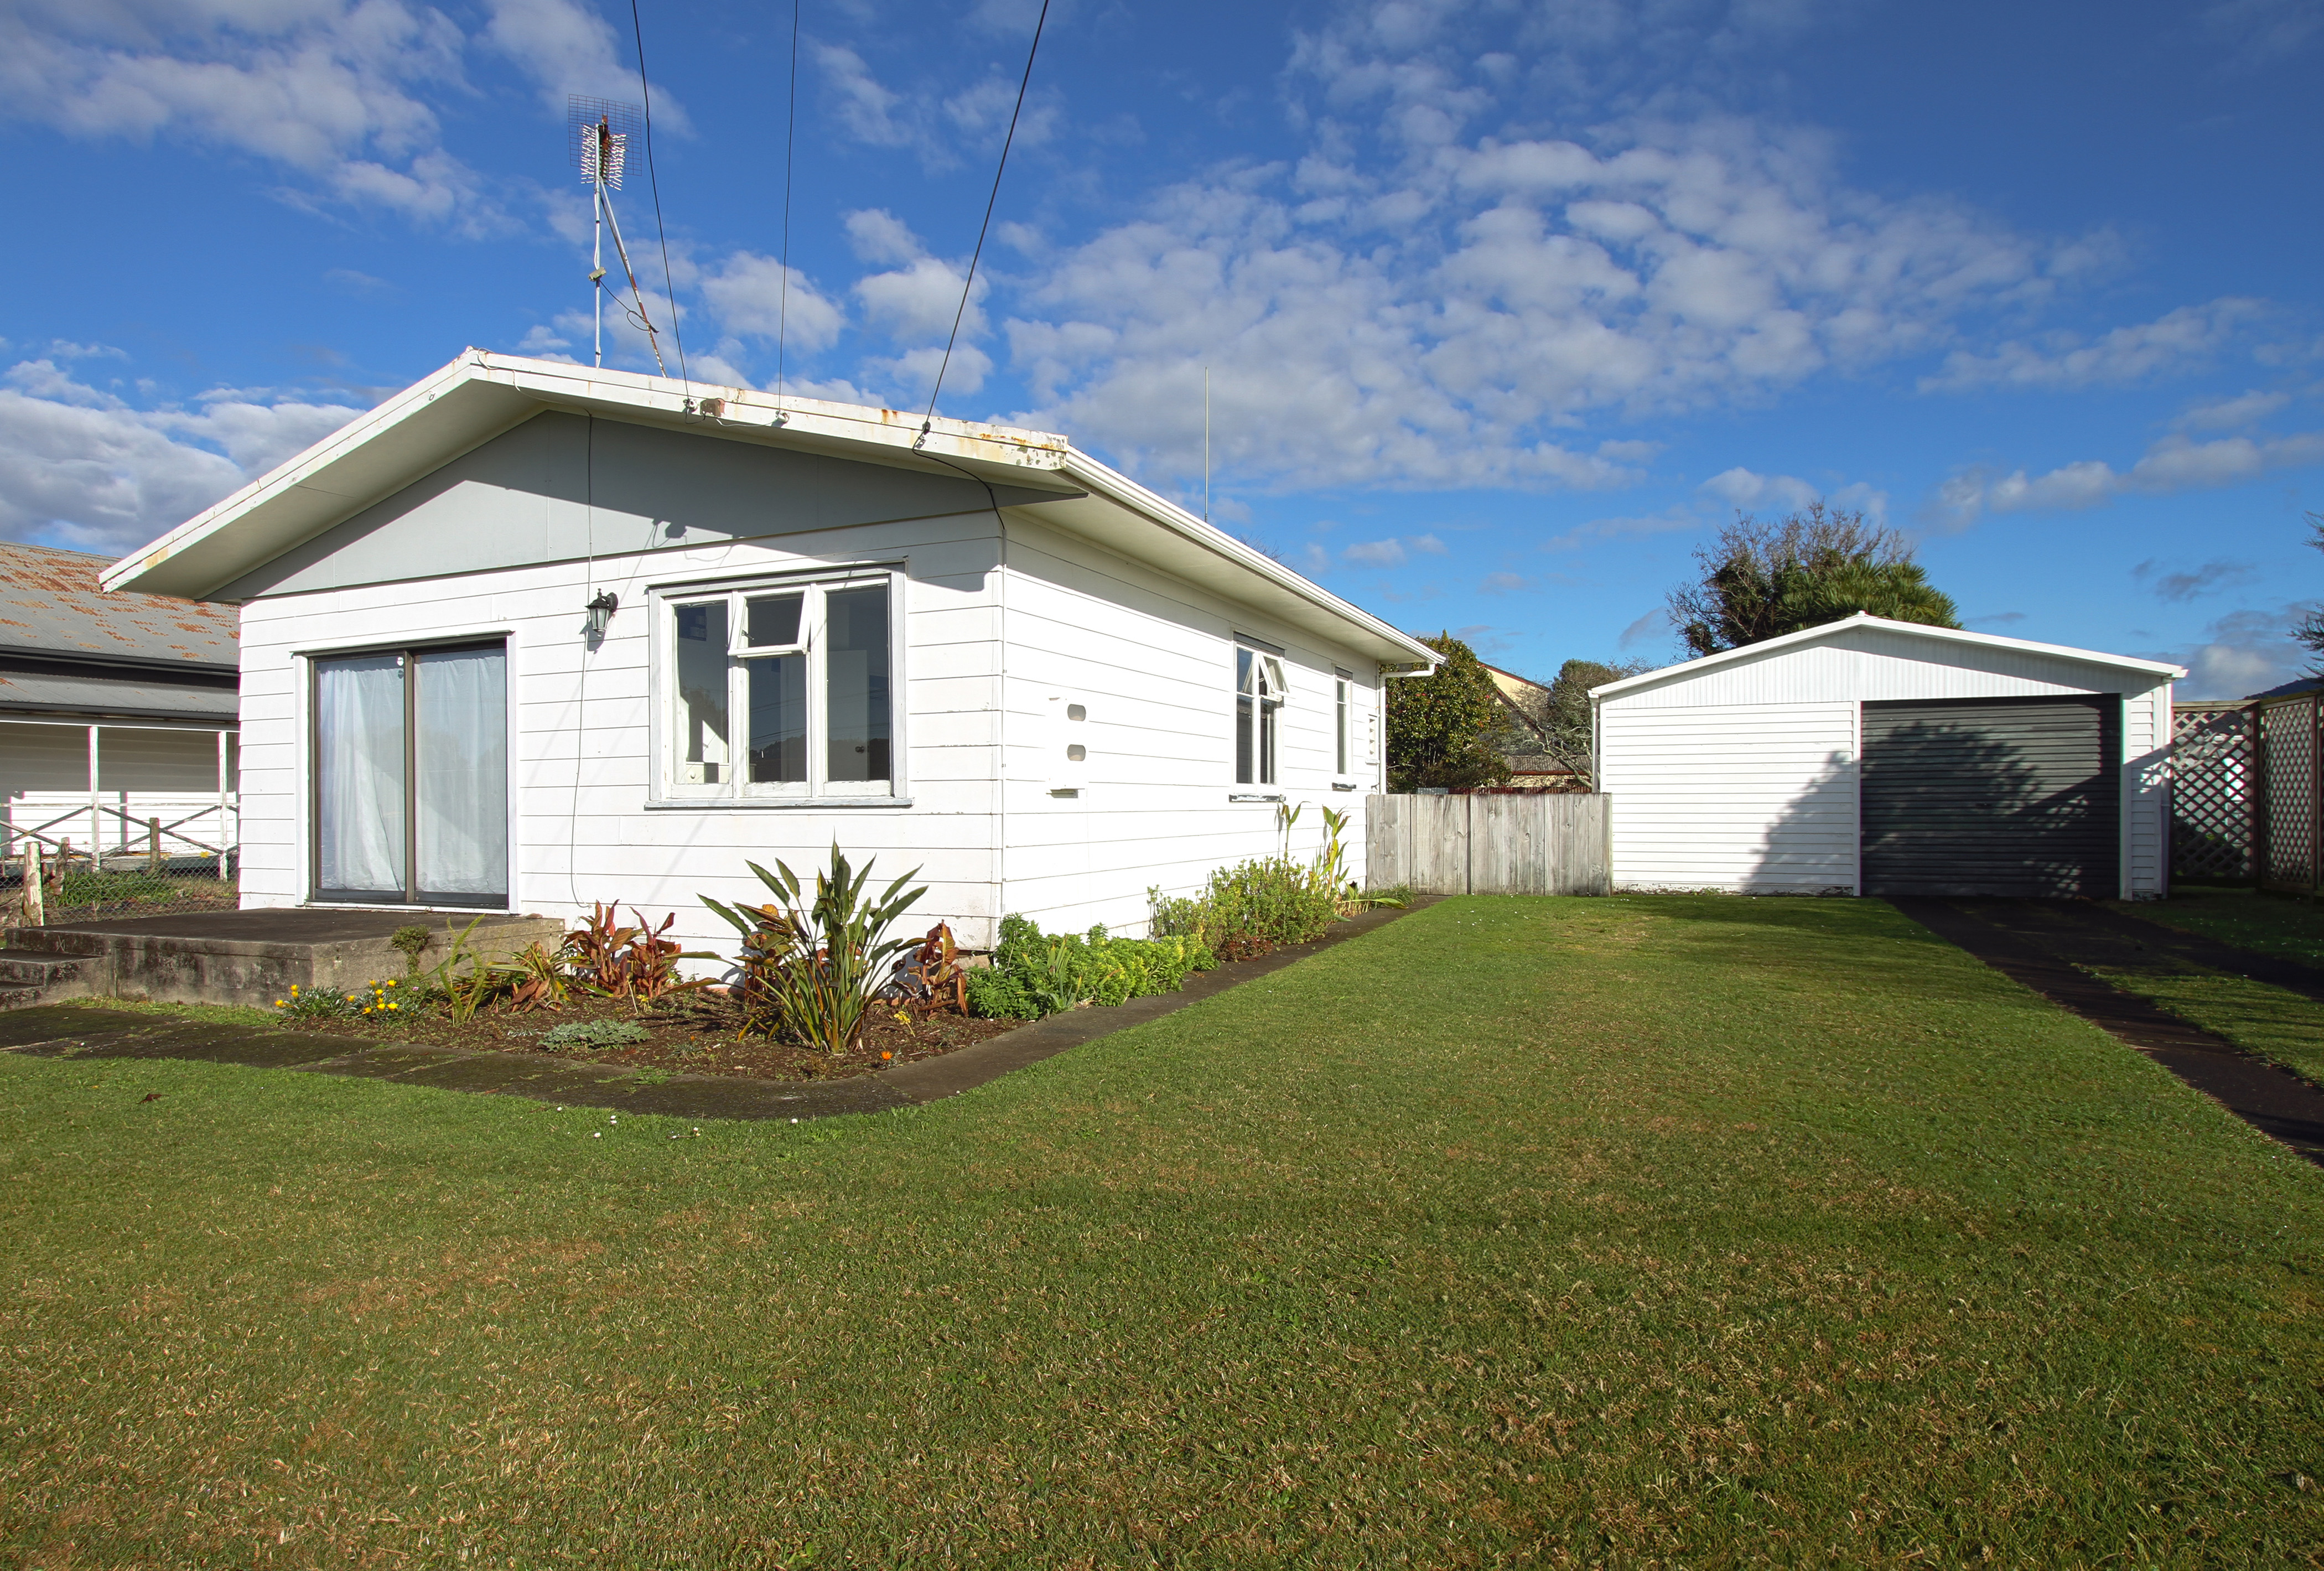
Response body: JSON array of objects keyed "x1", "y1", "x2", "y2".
[{"x1": 1860, "y1": 695, "x2": 2120, "y2": 898}]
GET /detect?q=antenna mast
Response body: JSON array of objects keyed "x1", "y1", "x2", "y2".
[{"x1": 568, "y1": 96, "x2": 667, "y2": 376}]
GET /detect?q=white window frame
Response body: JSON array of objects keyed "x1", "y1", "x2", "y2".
[
  {"x1": 1234, "y1": 641, "x2": 1288, "y2": 788},
  {"x1": 645, "y1": 566, "x2": 909, "y2": 809}
]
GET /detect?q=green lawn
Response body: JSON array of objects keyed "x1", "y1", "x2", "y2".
[
  {"x1": 2124, "y1": 886, "x2": 2324, "y2": 969},
  {"x1": 4, "y1": 895, "x2": 2322, "y2": 1568},
  {"x1": 2092, "y1": 966, "x2": 2324, "y2": 1091}
]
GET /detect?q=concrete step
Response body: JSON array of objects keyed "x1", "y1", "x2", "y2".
[
  {"x1": 0, "y1": 947, "x2": 92, "y2": 1010},
  {"x1": 0, "y1": 948, "x2": 87, "y2": 987}
]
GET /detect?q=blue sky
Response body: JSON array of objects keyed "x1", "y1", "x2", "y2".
[{"x1": 2, "y1": 0, "x2": 2319, "y2": 696}]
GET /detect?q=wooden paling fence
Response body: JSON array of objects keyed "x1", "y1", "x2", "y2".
[
  {"x1": 1367, "y1": 792, "x2": 1611, "y2": 896},
  {"x1": 2171, "y1": 693, "x2": 2321, "y2": 894}
]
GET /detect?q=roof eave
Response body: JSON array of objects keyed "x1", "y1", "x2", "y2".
[
  {"x1": 1054, "y1": 450, "x2": 1441, "y2": 670},
  {"x1": 1589, "y1": 613, "x2": 2186, "y2": 701},
  {"x1": 101, "y1": 350, "x2": 1442, "y2": 668}
]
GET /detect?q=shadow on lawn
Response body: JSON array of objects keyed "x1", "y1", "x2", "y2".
[{"x1": 1578, "y1": 893, "x2": 2037, "y2": 1011}]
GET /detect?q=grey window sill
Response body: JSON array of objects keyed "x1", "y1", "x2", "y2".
[
  {"x1": 644, "y1": 796, "x2": 915, "y2": 811},
  {"x1": 1228, "y1": 792, "x2": 1285, "y2": 802},
  {"x1": 1331, "y1": 780, "x2": 1360, "y2": 791}
]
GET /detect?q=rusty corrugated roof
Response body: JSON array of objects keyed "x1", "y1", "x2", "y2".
[{"x1": 0, "y1": 542, "x2": 237, "y2": 668}]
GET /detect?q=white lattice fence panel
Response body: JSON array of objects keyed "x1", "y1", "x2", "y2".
[
  {"x1": 2171, "y1": 704, "x2": 2254, "y2": 882},
  {"x1": 2261, "y1": 696, "x2": 2320, "y2": 891}
]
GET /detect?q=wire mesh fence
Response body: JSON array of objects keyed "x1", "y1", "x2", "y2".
[
  {"x1": 2171, "y1": 694, "x2": 2320, "y2": 893},
  {"x1": 4, "y1": 802, "x2": 239, "y2": 927}
]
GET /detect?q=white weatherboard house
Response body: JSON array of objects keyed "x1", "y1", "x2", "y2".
[
  {"x1": 1591, "y1": 615, "x2": 2183, "y2": 899},
  {"x1": 103, "y1": 352, "x2": 1438, "y2": 952}
]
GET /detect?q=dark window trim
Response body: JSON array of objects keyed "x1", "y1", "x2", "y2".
[{"x1": 308, "y1": 639, "x2": 510, "y2": 909}]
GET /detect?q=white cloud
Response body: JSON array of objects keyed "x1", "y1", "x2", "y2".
[
  {"x1": 1341, "y1": 533, "x2": 1449, "y2": 567},
  {"x1": 481, "y1": 0, "x2": 683, "y2": 127},
  {"x1": 1618, "y1": 606, "x2": 1675, "y2": 650},
  {"x1": 858, "y1": 258, "x2": 982, "y2": 343},
  {"x1": 813, "y1": 40, "x2": 1054, "y2": 171},
  {"x1": 997, "y1": 2, "x2": 2093, "y2": 492},
  {"x1": 1936, "y1": 427, "x2": 2324, "y2": 523},
  {"x1": 1919, "y1": 299, "x2": 2263, "y2": 393},
  {"x1": 839, "y1": 211, "x2": 983, "y2": 345},
  {"x1": 0, "y1": 357, "x2": 361, "y2": 553},
  {"x1": 1541, "y1": 505, "x2": 1698, "y2": 551},
  {"x1": 2165, "y1": 606, "x2": 2321, "y2": 701},
  {"x1": 1701, "y1": 466, "x2": 1819, "y2": 511},
  {"x1": 0, "y1": 0, "x2": 675, "y2": 231},
  {"x1": 699, "y1": 254, "x2": 845, "y2": 354},
  {"x1": 2180, "y1": 388, "x2": 2292, "y2": 431}
]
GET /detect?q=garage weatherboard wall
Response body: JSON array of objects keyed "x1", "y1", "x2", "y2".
[{"x1": 1591, "y1": 616, "x2": 2178, "y2": 899}]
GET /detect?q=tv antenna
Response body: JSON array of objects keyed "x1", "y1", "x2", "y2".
[{"x1": 567, "y1": 96, "x2": 667, "y2": 375}]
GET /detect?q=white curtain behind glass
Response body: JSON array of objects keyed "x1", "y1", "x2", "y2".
[
  {"x1": 414, "y1": 646, "x2": 508, "y2": 897},
  {"x1": 316, "y1": 654, "x2": 406, "y2": 892}
]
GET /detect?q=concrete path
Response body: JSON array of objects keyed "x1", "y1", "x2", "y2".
[
  {"x1": 1895, "y1": 898, "x2": 2324, "y2": 1164},
  {"x1": 0, "y1": 900, "x2": 1431, "y2": 1122}
]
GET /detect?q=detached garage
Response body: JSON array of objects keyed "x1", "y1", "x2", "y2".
[{"x1": 1590, "y1": 614, "x2": 2182, "y2": 899}]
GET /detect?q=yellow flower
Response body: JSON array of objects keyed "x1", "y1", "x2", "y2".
[
  {"x1": 387, "y1": 1002, "x2": 398, "y2": 1011},
  {"x1": 273, "y1": 999, "x2": 286, "y2": 1008}
]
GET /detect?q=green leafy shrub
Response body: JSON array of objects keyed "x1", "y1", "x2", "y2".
[
  {"x1": 966, "y1": 915, "x2": 1215, "y2": 1020},
  {"x1": 541, "y1": 1019, "x2": 650, "y2": 1049},
  {"x1": 1149, "y1": 856, "x2": 1341, "y2": 958}
]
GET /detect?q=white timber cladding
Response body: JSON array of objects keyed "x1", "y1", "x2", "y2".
[
  {"x1": 1599, "y1": 703, "x2": 1859, "y2": 894},
  {"x1": 1596, "y1": 621, "x2": 2174, "y2": 896},
  {"x1": 993, "y1": 511, "x2": 1384, "y2": 937},
  {"x1": 236, "y1": 510, "x2": 1008, "y2": 953},
  {"x1": 172, "y1": 361, "x2": 1437, "y2": 960},
  {"x1": 234, "y1": 504, "x2": 1389, "y2": 957}
]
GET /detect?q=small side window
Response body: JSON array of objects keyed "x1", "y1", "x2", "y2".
[{"x1": 1235, "y1": 647, "x2": 1286, "y2": 785}]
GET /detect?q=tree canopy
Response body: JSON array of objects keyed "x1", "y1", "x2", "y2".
[
  {"x1": 1488, "y1": 657, "x2": 1651, "y2": 788},
  {"x1": 1387, "y1": 634, "x2": 1512, "y2": 793},
  {"x1": 1668, "y1": 503, "x2": 1962, "y2": 659}
]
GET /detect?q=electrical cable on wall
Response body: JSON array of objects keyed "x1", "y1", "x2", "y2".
[
  {"x1": 919, "y1": 0, "x2": 1051, "y2": 445},
  {"x1": 630, "y1": 0, "x2": 690, "y2": 392}
]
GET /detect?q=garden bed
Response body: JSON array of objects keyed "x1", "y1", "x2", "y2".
[{"x1": 269, "y1": 989, "x2": 1020, "y2": 1080}]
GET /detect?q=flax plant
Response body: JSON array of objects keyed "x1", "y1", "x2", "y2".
[{"x1": 703, "y1": 845, "x2": 928, "y2": 1054}]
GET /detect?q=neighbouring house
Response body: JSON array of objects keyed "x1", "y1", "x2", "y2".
[
  {"x1": 1477, "y1": 663, "x2": 1585, "y2": 792},
  {"x1": 1, "y1": 542, "x2": 240, "y2": 883},
  {"x1": 1590, "y1": 614, "x2": 2181, "y2": 899},
  {"x1": 101, "y1": 352, "x2": 1438, "y2": 952}
]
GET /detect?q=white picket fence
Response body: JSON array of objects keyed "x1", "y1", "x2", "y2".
[{"x1": 1366, "y1": 792, "x2": 1611, "y2": 896}]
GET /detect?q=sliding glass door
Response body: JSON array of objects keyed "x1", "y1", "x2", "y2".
[{"x1": 313, "y1": 642, "x2": 507, "y2": 906}]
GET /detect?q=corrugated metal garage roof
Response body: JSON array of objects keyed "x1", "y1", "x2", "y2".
[{"x1": 0, "y1": 542, "x2": 238, "y2": 668}]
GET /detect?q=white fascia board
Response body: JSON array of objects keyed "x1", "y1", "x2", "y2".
[
  {"x1": 1054, "y1": 449, "x2": 1441, "y2": 670},
  {"x1": 102, "y1": 351, "x2": 1083, "y2": 600},
  {"x1": 1588, "y1": 612, "x2": 2186, "y2": 703},
  {"x1": 101, "y1": 350, "x2": 1444, "y2": 670}
]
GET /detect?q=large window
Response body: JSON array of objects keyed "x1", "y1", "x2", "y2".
[
  {"x1": 662, "y1": 575, "x2": 896, "y2": 802},
  {"x1": 1234, "y1": 644, "x2": 1286, "y2": 786},
  {"x1": 312, "y1": 641, "x2": 508, "y2": 906}
]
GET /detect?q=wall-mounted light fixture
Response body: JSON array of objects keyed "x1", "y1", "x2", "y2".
[{"x1": 584, "y1": 590, "x2": 619, "y2": 639}]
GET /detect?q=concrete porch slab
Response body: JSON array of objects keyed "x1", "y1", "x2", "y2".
[{"x1": 1, "y1": 909, "x2": 566, "y2": 1009}]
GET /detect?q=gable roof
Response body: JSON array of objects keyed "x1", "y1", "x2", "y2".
[
  {"x1": 1588, "y1": 613, "x2": 2185, "y2": 702},
  {"x1": 0, "y1": 542, "x2": 238, "y2": 672},
  {"x1": 102, "y1": 351, "x2": 1440, "y2": 669}
]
